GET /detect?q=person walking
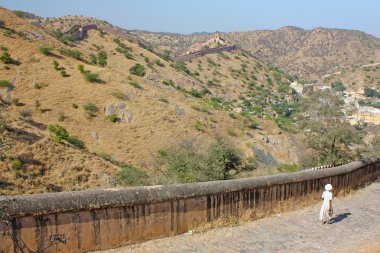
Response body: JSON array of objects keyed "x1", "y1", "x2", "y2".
[{"x1": 319, "y1": 184, "x2": 333, "y2": 224}]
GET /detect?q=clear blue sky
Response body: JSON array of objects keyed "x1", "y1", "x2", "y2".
[{"x1": 1, "y1": 0, "x2": 379, "y2": 38}]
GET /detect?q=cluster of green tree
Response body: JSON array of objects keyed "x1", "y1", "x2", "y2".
[
  {"x1": 299, "y1": 92, "x2": 361, "y2": 167},
  {"x1": 364, "y1": 87, "x2": 380, "y2": 98},
  {"x1": 117, "y1": 138, "x2": 242, "y2": 186}
]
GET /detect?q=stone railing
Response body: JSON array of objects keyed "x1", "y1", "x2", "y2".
[{"x1": 0, "y1": 159, "x2": 379, "y2": 253}]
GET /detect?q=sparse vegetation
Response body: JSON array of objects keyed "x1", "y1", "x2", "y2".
[
  {"x1": 59, "y1": 48, "x2": 82, "y2": 60},
  {"x1": 33, "y1": 82, "x2": 42, "y2": 89},
  {"x1": 47, "y1": 124, "x2": 85, "y2": 149},
  {"x1": 53, "y1": 60, "x2": 60, "y2": 70},
  {"x1": 129, "y1": 63, "x2": 146, "y2": 76},
  {"x1": 0, "y1": 50, "x2": 12, "y2": 64},
  {"x1": 117, "y1": 165, "x2": 149, "y2": 186},
  {"x1": 60, "y1": 70, "x2": 69, "y2": 77},
  {"x1": 83, "y1": 103, "x2": 99, "y2": 118},
  {"x1": 84, "y1": 72, "x2": 99, "y2": 83},
  {"x1": 129, "y1": 81, "x2": 143, "y2": 89},
  {"x1": 0, "y1": 80, "x2": 10, "y2": 88},
  {"x1": 112, "y1": 90, "x2": 128, "y2": 100},
  {"x1": 97, "y1": 51, "x2": 107, "y2": 67},
  {"x1": 77, "y1": 64, "x2": 85, "y2": 73},
  {"x1": 38, "y1": 46, "x2": 52, "y2": 56},
  {"x1": 107, "y1": 114, "x2": 118, "y2": 123}
]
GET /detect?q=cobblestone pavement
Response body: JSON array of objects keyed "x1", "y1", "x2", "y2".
[{"x1": 97, "y1": 181, "x2": 380, "y2": 253}]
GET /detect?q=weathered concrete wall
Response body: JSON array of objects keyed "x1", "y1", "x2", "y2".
[
  {"x1": 171, "y1": 45, "x2": 236, "y2": 62},
  {"x1": 0, "y1": 159, "x2": 379, "y2": 252}
]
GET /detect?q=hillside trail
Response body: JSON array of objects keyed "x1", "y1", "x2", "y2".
[{"x1": 95, "y1": 180, "x2": 380, "y2": 253}]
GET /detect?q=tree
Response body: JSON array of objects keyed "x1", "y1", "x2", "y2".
[
  {"x1": 300, "y1": 91, "x2": 361, "y2": 166},
  {"x1": 331, "y1": 80, "x2": 346, "y2": 92},
  {"x1": 159, "y1": 138, "x2": 242, "y2": 183},
  {"x1": 364, "y1": 87, "x2": 380, "y2": 98}
]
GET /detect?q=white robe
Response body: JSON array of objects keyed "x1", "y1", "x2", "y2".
[{"x1": 319, "y1": 190, "x2": 332, "y2": 221}]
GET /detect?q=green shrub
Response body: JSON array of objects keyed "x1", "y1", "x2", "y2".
[
  {"x1": 84, "y1": 72, "x2": 99, "y2": 83},
  {"x1": 67, "y1": 136, "x2": 85, "y2": 149},
  {"x1": 11, "y1": 158, "x2": 22, "y2": 170},
  {"x1": 59, "y1": 48, "x2": 82, "y2": 60},
  {"x1": 229, "y1": 112, "x2": 238, "y2": 119},
  {"x1": 277, "y1": 164, "x2": 298, "y2": 173},
  {"x1": 97, "y1": 51, "x2": 107, "y2": 67},
  {"x1": 38, "y1": 46, "x2": 52, "y2": 56},
  {"x1": 170, "y1": 61, "x2": 191, "y2": 75},
  {"x1": 77, "y1": 64, "x2": 85, "y2": 73},
  {"x1": 129, "y1": 63, "x2": 146, "y2": 76},
  {"x1": 154, "y1": 59, "x2": 164, "y2": 67},
  {"x1": 89, "y1": 54, "x2": 97, "y2": 65},
  {"x1": 107, "y1": 114, "x2": 118, "y2": 123},
  {"x1": 159, "y1": 97, "x2": 169, "y2": 103},
  {"x1": 58, "y1": 112, "x2": 65, "y2": 122},
  {"x1": 0, "y1": 80, "x2": 10, "y2": 88},
  {"x1": 0, "y1": 51, "x2": 12, "y2": 64},
  {"x1": 129, "y1": 81, "x2": 143, "y2": 89},
  {"x1": 47, "y1": 124, "x2": 69, "y2": 143},
  {"x1": 112, "y1": 90, "x2": 128, "y2": 100},
  {"x1": 117, "y1": 165, "x2": 149, "y2": 186},
  {"x1": 162, "y1": 80, "x2": 175, "y2": 86},
  {"x1": 96, "y1": 152, "x2": 112, "y2": 161},
  {"x1": 248, "y1": 122, "x2": 258, "y2": 129},
  {"x1": 331, "y1": 80, "x2": 346, "y2": 92},
  {"x1": 83, "y1": 103, "x2": 99, "y2": 118},
  {"x1": 60, "y1": 70, "x2": 69, "y2": 77},
  {"x1": 47, "y1": 124, "x2": 84, "y2": 149},
  {"x1": 53, "y1": 60, "x2": 59, "y2": 70},
  {"x1": 72, "y1": 103, "x2": 79, "y2": 109},
  {"x1": 13, "y1": 10, "x2": 25, "y2": 18},
  {"x1": 33, "y1": 82, "x2": 42, "y2": 90}
]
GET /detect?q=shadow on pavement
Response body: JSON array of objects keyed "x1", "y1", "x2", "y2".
[{"x1": 329, "y1": 212, "x2": 351, "y2": 224}]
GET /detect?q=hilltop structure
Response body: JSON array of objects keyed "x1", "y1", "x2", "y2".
[
  {"x1": 172, "y1": 32, "x2": 235, "y2": 62},
  {"x1": 186, "y1": 31, "x2": 227, "y2": 54}
]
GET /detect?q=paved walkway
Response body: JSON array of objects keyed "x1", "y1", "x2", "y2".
[{"x1": 97, "y1": 181, "x2": 380, "y2": 253}]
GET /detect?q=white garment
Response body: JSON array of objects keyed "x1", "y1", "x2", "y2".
[{"x1": 319, "y1": 190, "x2": 332, "y2": 221}]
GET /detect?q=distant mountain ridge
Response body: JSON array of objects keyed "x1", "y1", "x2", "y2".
[{"x1": 130, "y1": 26, "x2": 380, "y2": 79}]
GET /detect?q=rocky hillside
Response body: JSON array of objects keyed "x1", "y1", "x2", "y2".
[
  {"x1": 129, "y1": 27, "x2": 380, "y2": 80},
  {"x1": 323, "y1": 62, "x2": 380, "y2": 92},
  {"x1": 0, "y1": 8, "x2": 300, "y2": 195}
]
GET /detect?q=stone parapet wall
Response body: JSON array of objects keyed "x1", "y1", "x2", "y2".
[
  {"x1": 0, "y1": 159, "x2": 379, "y2": 252},
  {"x1": 171, "y1": 45, "x2": 236, "y2": 62}
]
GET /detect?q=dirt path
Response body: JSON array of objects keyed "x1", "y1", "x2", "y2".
[{"x1": 96, "y1": 181, "x2": 380, "y2": 253}]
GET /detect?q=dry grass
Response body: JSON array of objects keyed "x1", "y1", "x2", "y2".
[{"x1": 0, "y1": 7, "x2": 299, "y2": 195}]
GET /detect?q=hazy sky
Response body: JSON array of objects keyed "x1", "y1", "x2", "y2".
[{"x1": 0, "y1": 0, "x2": 379, "y2": 38}]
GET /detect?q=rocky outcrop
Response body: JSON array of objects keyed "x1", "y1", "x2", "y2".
[{"x1": 104, "y1": 103, "x2": 133, "y2": 123}]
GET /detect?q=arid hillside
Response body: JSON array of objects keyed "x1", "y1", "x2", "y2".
[
  {"x1": 129, "y1": 27, "x2": 380, "y2": 80},
  {"x1": 323, "y1": 62, "x2": 380, "y2": 92},
  {"x1": 0, "y1": 8, "x2": 300, "y2": 195}
]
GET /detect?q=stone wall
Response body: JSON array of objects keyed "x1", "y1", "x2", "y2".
[
  {"x1": 171, "y1": 45, "x2": 236, "y2": 62},
  {"x1": 70, "y1": 24, "x2": 98, "y2": 41},
  {"x1": 0, "y1": 159, "x2": 379, "y2": 253}
]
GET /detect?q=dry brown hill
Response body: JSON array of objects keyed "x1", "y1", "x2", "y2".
[
  {"x1": 0, "y1": 8, "x2": 299, "y2": 195},
  {"x1": 323, "y1": 62, "x2": 380, "y2": 92},
  {"x1": 129, "y1": 27, "x2": 380, "y2": 80}
]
